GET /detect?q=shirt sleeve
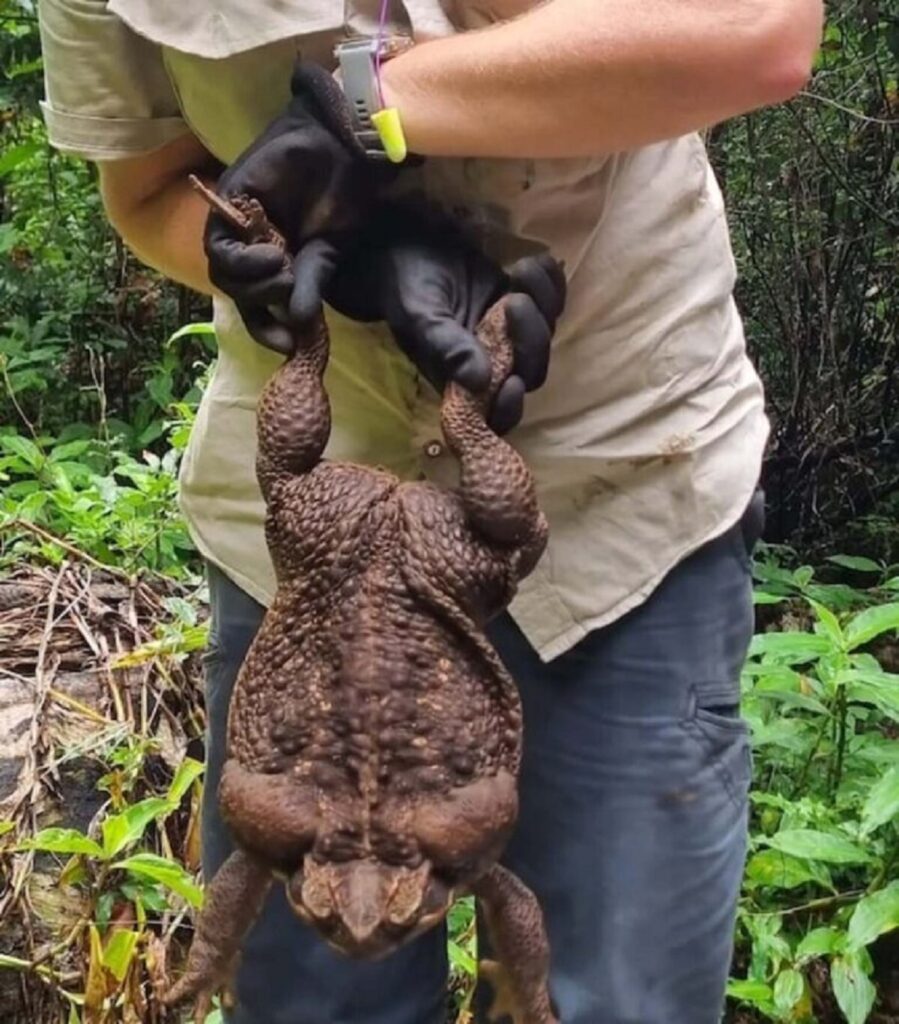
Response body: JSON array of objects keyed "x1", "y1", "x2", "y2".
[{"x1": 38, "y1": 0, "x2": 189, "y2": 161}]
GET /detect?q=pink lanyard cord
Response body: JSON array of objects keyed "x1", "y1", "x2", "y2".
[{"x1": 374, "y1": 0, "x2": 390, "y2": 106}]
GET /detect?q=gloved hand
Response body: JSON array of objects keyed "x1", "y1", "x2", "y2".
[
  {"x1": 291, "y1": 203, "x2": 567, "y2": 434},
  {"x1": 204, "y1": 61, "x2": 393, "y2": 355}
]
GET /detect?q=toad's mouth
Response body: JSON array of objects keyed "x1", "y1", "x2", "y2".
[{"x1": 284, "y1": 856, "x2": 453, "y2": 959}]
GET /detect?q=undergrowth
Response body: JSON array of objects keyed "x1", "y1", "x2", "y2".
[{"x1": 0, "y1": 393, "x2": 897, "y2": 1021}]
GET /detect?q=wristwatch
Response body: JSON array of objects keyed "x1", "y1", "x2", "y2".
[{"x1": 335, "y1": 35, "x2": 412, "y2": 163}]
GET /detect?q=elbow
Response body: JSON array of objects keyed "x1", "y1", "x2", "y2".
[
  {"x1": 757, "y1": 41, "x2": 817, "y2": 107},
  {"x1": 98, "y1": 133, "x2": 217, "y2": 245},
  {"x1": 734, "y1": 0, "x2": 823, "y2": 108}
]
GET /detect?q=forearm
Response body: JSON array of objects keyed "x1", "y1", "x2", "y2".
[
  {"x1": 383, "y1": 0, "x2": 824, "y2": 158},
  {"x1": 98, "y1": 134, "x2": 221, "y2": 296}
]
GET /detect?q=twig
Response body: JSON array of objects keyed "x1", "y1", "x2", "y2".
[
  {"x1": 0, "y1": 518, "x2": 127, "y2": 577},
  {"x1": 0, "y1": 356, "x2": 41, "y2": 443},
  {"x1": 797, "y1": 89, "x2": 899, "y2": 127},
  {"x1": 0, "y1": 518, "x2": 181, "y2": 587},
  {"x1": 188, "y1": 175, "x2": 286, "y2": 250},
  {"x1": 742, "y1": 890, "x2": 864, "y2": 918}
]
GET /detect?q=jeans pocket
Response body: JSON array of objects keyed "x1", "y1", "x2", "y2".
[{"x1": 682, "y1": 689, "x2": 753, "y2": 811}]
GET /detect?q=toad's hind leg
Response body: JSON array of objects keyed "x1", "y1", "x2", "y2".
[
  {"x1": 474, "y1": 865, "x2": 557, "y2": 1024},
  {"x1": 256, "y1": 318, "x2": 331, "y2": 500},
  {"x1": 163, "y1": 850, "x2": 271, "y2": 1015},
  {"x1": 440, "y1": 302, "x2": 548, "y2": 578}
]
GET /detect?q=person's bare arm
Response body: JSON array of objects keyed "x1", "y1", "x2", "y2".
[
  {"x1": 383, "y1": 0, "x2": 824, "y2": 158},
  {"x1": 98, "y1": 133, "x2": 222, "y2": 295}
]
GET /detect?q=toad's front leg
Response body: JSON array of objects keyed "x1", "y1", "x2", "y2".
[
  {"x1": 163, "y1": 850, "x2": 271, "y2": 1021},
  {"x1": 474, "y1": 864, "x2": 558, "y2": 1024},
  {"x1": 440, "y1": 301, "x2": 548, "y2": 580}
]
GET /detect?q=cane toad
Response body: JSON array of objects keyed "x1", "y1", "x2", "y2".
[{"x1": 165, "y1": 196, "x2": 556, "y2": 1024}]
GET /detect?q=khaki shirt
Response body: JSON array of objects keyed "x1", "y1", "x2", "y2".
[{"x1": 39, "y1": 0, "x2": 769, "y2": 661}]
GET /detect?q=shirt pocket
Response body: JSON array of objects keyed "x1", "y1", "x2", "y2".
[
  {"x1": 109, "y1": 2, "x2": 347, "y2": 160},
  {"x1": 109, "y1": 0, "x2": 344, "y2": 58}
]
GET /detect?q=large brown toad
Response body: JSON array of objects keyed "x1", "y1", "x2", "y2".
[{"x1": 165, "y1": 189, "x2": 556, "y2": 1024}]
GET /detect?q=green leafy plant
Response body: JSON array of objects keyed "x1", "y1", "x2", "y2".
[
  {"x1": 17, "y1": 756, "x2": 204, "y2": 908},
  {"x1": 729, "y1": 566, "x2": 899, "y2": 1023},
  {"x1": 3, "y1": 754, "x2": 205, "y2": 1018}
]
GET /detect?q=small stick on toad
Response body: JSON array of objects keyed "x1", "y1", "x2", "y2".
[{"x1": 188, "y1": 174, "x2": 287, "y2": 253}]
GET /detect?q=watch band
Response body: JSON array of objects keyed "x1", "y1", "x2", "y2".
[{"x1": 335, "y1": 36, "x2": 411, "y2": 163}]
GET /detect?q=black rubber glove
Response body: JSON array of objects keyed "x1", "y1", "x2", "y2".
[
  {"x1": 295, "y1": 204, "x2": 567, "y2": 434},
  {"x1": 204, "y1": 62, "x2": 392, "y2": 355}
]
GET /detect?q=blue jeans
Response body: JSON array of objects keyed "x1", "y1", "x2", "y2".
[{"x1": 202, "y1": 495, "x2": 760, "y2": 1024}]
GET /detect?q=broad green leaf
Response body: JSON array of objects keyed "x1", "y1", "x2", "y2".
[
  {"x1": 795, "y1": 927, "x2": 845, "y2": 961},
  {"x1": 114, "y1": 853, "x2": 203, "y2": 907},
  {"x1": 773, "y1": 968, "x2": 804, "y2": 1015},
  {"x1": 847, "y1": 883, "x2": 899, "y2": 951},
  {"x1": 855, "y1": 735, "x2": 899, "y2": 766},
  {"x1": 831, "y1": 953, "x2": 876, "y2": 1024},
  {"x1": 860, "y1": 765, "x2": 899, "y2": 835},
  {"x1": 726, "y1": 978, "x2": 774, "y2": 1011},
  {"x1": 8, "y1": 57, "x2": 43, "y2": 79},
  {"x1": 743, "y1": 662, "x2": 804, "y2": 687},
  {"x1": 167, "y1": 757, "x2": 204, "y2": 805},
  {"x1": 0, "y1": 222, "x2": 16, "y2": 255},
  {"x1": 448, "y1": 938, "x2": 477, "y2": 977},
  {"x1": 1, "y1": 434, "x2": 44, "y2": 469},
  {"x1": 828, "y1": 555, "x2": 881, "y2": 574},
  {"x1": 845, "y1": 671, "x2": 899, "y2": 720},
  {"x1": 16, "y1": 490, "x2": 49, "y2": 521},
  {"x1": 101, "y1": 798, "x2": 172, "y2": 858},
  {"x1": 49, "y1": 440, "x2": 91, "y2": 461},
  {"x1": 748, "y1": 632, "x2": 831, "y2": 663},
  {"x1": 845, "y1": 602, "x2": 899, "y2": 651},
  {"x1": 0, "y1": 141, "x2": 40, "y2": 177},
  {"x1": 102, "y1": 928, "x2": 140, "y2": 982},
  {"x1": 0, "y1": 821, "x2": 15, "y2": 838},
  {"x1": 806, "y1": 582, "x2": 869, "y2": 613},
  {"x1": 19, "y1": 827, "x2": 103, "y2": 858},
  {"x1": 745, "y1": 850, "x2": 830, "y2": 891},
  {"x1": 753, "y1": 591, "x2": 785, "y2": 605},
  {"x1": 809, "y1": 599, "x2": 843, "y2": 647},
  {"x1": 753, "y1": 690, "x2": 830, "y2": 716},
  {"x1": 121, "y1": 880, "x2": 168, "y2": 913},
  {"x1": 794, "y1": 566, "x2": 814, "y2": 588},
  {"x1": 763, "y1": 829, "x2": 870, "y2": 865}
]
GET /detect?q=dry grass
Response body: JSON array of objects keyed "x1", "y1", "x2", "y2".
[{"x1": 0, "y1": 556, "x2": 206, "y2": 1023}]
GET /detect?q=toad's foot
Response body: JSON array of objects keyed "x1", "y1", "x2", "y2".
[
  {"x1": 161, "y1": 956, "x2": 234, "y2": 1024},
  {"x1": 480, "y1": 958, "x2": 525, "y2": 1024},
  {"x1": 148, "y1": 934, "x2": 224, "y2": 1024},
  {"x1": 161, "y1": 850, "x2": 270, "y2": 1019},
  {"x1": 474, "y1": 866, "x2": 557, "y2": 1024}
]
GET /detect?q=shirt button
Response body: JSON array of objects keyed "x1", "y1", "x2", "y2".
[{"x1": 423, "y1": 440, "x2": 444, "y2": 458}]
